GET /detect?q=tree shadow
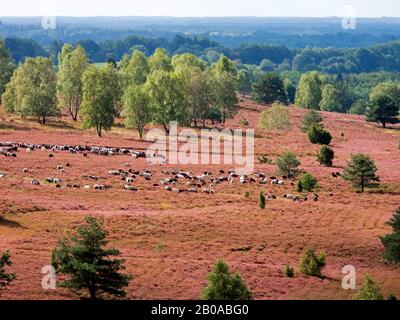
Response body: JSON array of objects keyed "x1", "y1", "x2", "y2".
[{"x1": 0, "y1": 216, "x2": 25, "y2": 229}]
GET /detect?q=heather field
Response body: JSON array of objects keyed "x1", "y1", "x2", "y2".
[{"x1": 1, "y1": 100, "x2": 399, "y2": 300}]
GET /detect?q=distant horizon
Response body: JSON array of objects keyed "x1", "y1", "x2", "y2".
[
  {"x1": 0, "y1": 15, "x2": 399, "y2": 19},
  {"x1": 0, "y1": 0, "x2": 399, "y2": 18}
]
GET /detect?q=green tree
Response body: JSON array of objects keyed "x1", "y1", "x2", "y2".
[
  {"x1": 201, "y1": 260, "x2": 252, "y2": 300},
  {"x1": 366, "y1": 95, "x2": 399, "y2": 128},
  {"x1": 1, "y1": 57, "x2": 57, "y2": 124},
  {"x1": 353, "y1": 275, "x2": 384, "y2": 300},
  {"x1": 300, "y1": 109, "x2": 324, "y2": 133},
  {"x1": 259, "y1": 191, "x2": 266, "y2": 209},
  {"x1": 283, "y1": 78, "x2": 296, "y2": 104},
  {"x1": 319, "y1": 84, "x2": 342, "y2": 112},
  {"x1": 342, "y1": 153, "x2": 379, "y2": 193},
  {"x1": 119, "y1": 50, "x2": 150, "y2": 87},
  {"x1": 208, "y1": 66, "x2": 238, "y2": 124},
  {"x1": 380, "y1": 208, "x2": 400, "y2": 265},
  {"x1": 172, "y1": 53, "x2": 206, "y2": 73},
  {"x1": 149, "y1": 48, "x2": 172, "y2": 72},
  {"x1": 317, "y1": 145, "x2": 334, "y2": 167},
  {"x1": 299, "y1": 248, "x2": 326, "y2": 278},
  {"x1": 276, "y1": 151, "x2": 300, "y2": 177},
  {"x1": 252, "y1": 72, "x2": 288, "y2": 104},
  {"x1": 236, "y1": 68, "x2": 252, "y2": 97},
  {"x1": 51, "y1": 215, "x2": 131, "y2": 300},
  {"x1": 308, "y1": 125, "x2": 332, "y2": 145},
  {"x1": 57, "y1": 45, "x2": 89, "y2": 121},
  {"x1": 0, "y1": 39, "x2": 15, "y2": 97},
  {"x1": 145, "y1": 70, "x2": 184, "y2": 134},
  {"x1": 258, "y1": 102, "x2": 291, "y2": 131},
  {"x1": 299, "y1": 173, "x2": 318, "y2": 191},
  {"x1": 0, "y1": 251, "x2": 16, "y2": 288},
  {"x1": 80, "y1": 65, "x2": 118, "y2": 137},
  {"x1": 295, "y1": 71, "x2": 322, "y2": 110},
  {"x1": 122, "y1": 84, "x2": 152, "y2": 139}
]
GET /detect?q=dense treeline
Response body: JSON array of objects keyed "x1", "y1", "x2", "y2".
[
  {"x1": 0, "y1": 39, "x2": 398, "y2": 128},
  {"x1": 4, "y1": 33, "x2": 400, "y2": 78},
  {"x1": 1, "y1": 44, "x2": 238, "y2": 137},
  {"x1": 2, "y1": 17, "x2": 400, "y2": 49}
]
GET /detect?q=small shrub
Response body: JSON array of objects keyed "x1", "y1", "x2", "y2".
[
  {"x1": 299, "y1": 248, "x2": 326, "y2": 278},
  {"x1": 296, "y1": 180, "x2": 303, "y2": 192},
  {"x1": 353, "y1": 275, "x2": 384, "y2": 300},
  {"x1": 257, "y1": 155, "x2": 273, "y2": 164},
  {"x1": 284, "y1": 265, "x2": 294, "y2": 278},
  {"x1": 316, "y1": 145, "x2": 334, "y2": 167},
  {"x1": 239, "y1": 118, "x2": 249, "y2": 126},
  {"x1": 300, "y1": 110, "x2": 323, "y2": 133},
  {"x1": 380, "y1": 207, "x2": 400, "y2": 265},
  {"x1": 258, "y1": 102, "x2": 291, "y2": 131},
  {"x1": 276, "y1": 151, "x2": 300, "y2": 177},
  {"x1": 299, "y1": 173, "x2": 318, "y2": 192},
  {"x1": 244, "y1": 191, "x2": 250, "y2": 198},
  {"x1": 201, "y1": 260, "x2": 252, "y2": 300},
  {"x1": 259, "y1": 191, "x2": 266, "y2": 209},
  {"x1": 0, "y1": 251, "x2": 16, "y2": 288},
  {"x1": 308, "y1": 125, "x2": 332, "y2": 145}
]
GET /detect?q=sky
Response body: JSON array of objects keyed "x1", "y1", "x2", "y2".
[{"x1": 0, "y1": 0, "x2": 399, "y2": 17}]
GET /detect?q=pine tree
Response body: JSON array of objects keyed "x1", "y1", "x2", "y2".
[
  {"x1": 276, "y1": 151, "x2": 301, "y2": 177},
  {"x1": 52, "y1": 215, "x2": 131, "y2": 300},
  {"x1": 380, "y1": 208, "x2": 400, "y2": 265},
  {"x1": 342, "y1": 153, "x2": 379, "y2": 193},
  {"x1": 353, "y1": 275, "x2": 384, "y2": 300},
  {"x1": 299, "y1": 248, "x2": 326, "y2": 278},
  {"x1": 201, "y1": 260, "x2": 252, "y2": 300},
  {"x1": 0, "y1": 251, "x2": 16, "y2": 288}
]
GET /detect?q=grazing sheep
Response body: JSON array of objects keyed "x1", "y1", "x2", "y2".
[
  {"x1": 0, "y1": 172, "x2": 6, "y2": 178},
  {"x1": 188, "y1": 188, "x2": 198, "y2": 193},
  {"x1": 83, "y1": 185, "x2": 91, "y2": 190},
  {"x1": 22, "y1": 168, "x2": 29, "y2": 173},
  {"x1": 125, "y1": 185, "x2": 137, "y2": 191},
  {"x1": 202, "y1": 188, "x2": 214, "y2": 194},
  {"x1": 164, "y1": 186, "x2": 172, "y2": 191},
  {"x1": 126, "y1": 177, "x2": 135, "y2": 183},
  {"x1": 31, "y1": 179, "x2": 40, "y2": 185}
]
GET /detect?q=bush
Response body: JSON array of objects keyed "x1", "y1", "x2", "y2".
[
  {"x1": 380, "y1": 208, "x2": 400, "y2": 265},
  {"x1": 353, "y1": 275, "x2": 384, "y2": 300},
  {"x1": 0, "y1": 251, "x2": 16, "y2": 288},
  {"x1": 239, "y1": 118, "x2": 249, "y2": 126},
  {"x1": 316, "y1": 145, "x2": 334, "y2": 167},
  {"x1": 258, "y1": 102, "x2": 291, "y2": 131},
  {"x1": 202, "y1": 260, "x2": 252, "y2": 300},
  {"x1": 284, "y1": 265, "x2": 294, "y2": 278},
  {"x1": 276, "y1": 151, "x2": 300, "y2": 177},
  {"x1": 308, "y1": 125, "x2": 332, "y2": 145},
  {"x1": 257, "y1": 155, "x2": 273, "y2": 164},
  {"x1": 299, "y1": 248, "x2": 326, "y2": 278},
  {"x1": 259, "y1": 191, "x2": 266, "y2": 209},
  {"x1": 299, "y1": 173, "x2": 318, "y2": 192},
  {"x1": 300, "y1": 110, "x2": 323, "y2": 133},
  {"x1": 296, "y1": 180, "x2": 303, "y2": 192},
  {"x1": 244, "y1": 191, "x2": 250, "y2": 198}
]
